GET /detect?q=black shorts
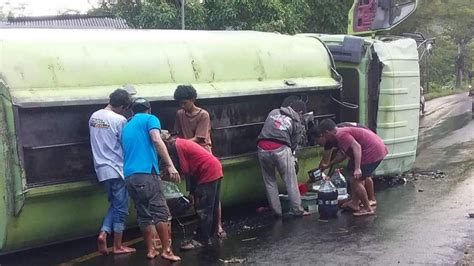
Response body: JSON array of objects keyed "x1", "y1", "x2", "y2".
[
  {"x1": 347, "y1": 160, "x2": 382, "y2": 179},
  {"x1": 126, "y1": 174, "x2": 171, "y2": 227}
]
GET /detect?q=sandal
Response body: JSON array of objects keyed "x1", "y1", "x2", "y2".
[
  {"x1": 180, "y1": 239, "x2": 204, "y2": 251},
  {"x1": 353, "y1": 209, "x2": 375, "y2": 217},
  {"x1": 359, "y1": 201, "x2": 377, "y2": 207}
]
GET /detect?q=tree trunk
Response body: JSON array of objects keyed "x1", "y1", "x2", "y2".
[{"x1": 455, "y1": 41, "x2": 465, "y2": 88}]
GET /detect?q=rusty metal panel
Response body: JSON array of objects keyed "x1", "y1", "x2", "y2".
[{"x1": 18, "y1": 90, "x2": 338, "y2": 186}]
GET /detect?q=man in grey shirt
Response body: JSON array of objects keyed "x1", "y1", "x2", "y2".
[
  {"x1": 89, "y1": 88, "x2": 135, "y2": 254},
  {"x1": 257, "y1": 99, "x2": 310, "y2": 217}
]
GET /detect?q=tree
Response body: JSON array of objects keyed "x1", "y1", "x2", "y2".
[
  {"x1": 395, "y1": 0, "x2": 474, "y2": 89},
  {"x1": 439, "y1": 0, "x2": 474, "y2": 88},
  {"x1": 92, "y1": 0, "x2": 352, "y2": 34}
]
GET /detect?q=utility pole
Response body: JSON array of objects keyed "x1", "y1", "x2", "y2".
[{"x1": 181, "y1": 0, "x2": 185, "y2": 30}]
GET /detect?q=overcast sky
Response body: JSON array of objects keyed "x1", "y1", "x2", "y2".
[{"x1": 0, "y1": 0, "x2": 98, "y2": 16}]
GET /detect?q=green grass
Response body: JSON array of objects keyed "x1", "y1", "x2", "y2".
[{"x1": 425, "y1": 87, "x2": 469, "y2": 101}]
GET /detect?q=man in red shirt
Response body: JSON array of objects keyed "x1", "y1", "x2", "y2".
[
  {"x1": 315, "y1": 119, "x2": 388, "y2": 216},
  {"x1": 161, "y1": 132, "x2": 223, "y2": 250}
]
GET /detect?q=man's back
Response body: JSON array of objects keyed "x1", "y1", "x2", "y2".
[
  {"x1": 89, "y1": 109, "x2": 126, "y2": 180},
  {"x1": 258, "y1": 106, "x2": 305, "y2": 151},
  {"x1": 122, "y1": 113, "x2": 161, "y2": 177},
  {"x1": 175, "y1": 138, "x2": 222, "y2": 185},
  {"x1": 335, "y1": 127, "x2": 388, "y2": 164}
]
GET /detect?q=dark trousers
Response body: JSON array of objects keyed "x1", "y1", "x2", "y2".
[{"x1": 194, "y1": 179, "x2": 221, "y2": 244}]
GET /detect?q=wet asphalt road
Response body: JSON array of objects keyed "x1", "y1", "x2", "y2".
[{"x1": 1, "y1": 93, "x2": 473, "y2": 265}]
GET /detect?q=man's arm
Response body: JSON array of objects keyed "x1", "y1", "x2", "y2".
[
  {"x1": 321, "y1": 150, "x2": 347, "y2": 170},
  {"x1": 290, "y1": 121, "x2": 303, "y2": 152},
  {"x1": 191, "y1": 111, "x2": 210, "y2": 144},
  {"x1": 349, "y1": 140, "x2": 362, "y2": 179},
  {"x1": 149, "y1": 129, "x2": 181, "y2": 183},
  {"x1": 319, "y1": 149, "x2": 333, "y2": 169}
]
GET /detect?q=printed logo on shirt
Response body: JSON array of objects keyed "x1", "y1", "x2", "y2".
[
  {"x1": 270, "y1": 114, "x2": 292, "y2": 131},
  {"x1": 90, "y1": 118, "x2": 110, "y2": 129}
]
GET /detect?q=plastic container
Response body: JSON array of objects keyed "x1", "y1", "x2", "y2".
[
  {"x1": 279, "y1": 192, "x2": 319, "y2": 214},
  {"x1": 308, "y1": 168, "x2": 323, "y2": 183},
  {"x1": 298, "y1": 183, "x2": 309, "y2": 195},
  {"x1": 331, "y1": 169, "x2": 350, "y2": 202},
  {"x1": 317, "y1": 180, "x2": 339, "y2": 219}
]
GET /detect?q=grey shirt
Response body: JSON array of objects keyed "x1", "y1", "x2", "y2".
[
  {"x1": 257, "y1": 106, "x2": 304, "y2": 152},
  {"x1": 89, "y1": 109, "x2": 126, "y2": 181}
]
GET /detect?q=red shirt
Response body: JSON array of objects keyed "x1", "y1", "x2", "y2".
[
  {"x1": 175, "y1": 138, "x2": 223, "y2": 185},
  {"x1": 335, "y1": 127, "x2": 388, "y2": 165},
  {"x1": 257, "y1": 139, "x2": 284, "y2": 150}
]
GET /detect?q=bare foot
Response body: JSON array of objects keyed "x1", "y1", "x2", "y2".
[
  {"x1": 146, "y1": 250, "x2": 159, "y2": 260},
  {"x1": 112, "y1": 246, "x2": 136, "y2": 254},
  {"x1": 341, "y1": 200, "x2": 354, "y2": 208},
  {"x1": 369, "y1": 200, "x2": 377, "y2": 206},
  {"x1": 342, "y1": 201, "x2": 360, "y2": 212},
  {"x1": 217, "y1": 227, "x2": 227, "y2": 239},
  {"x1": 97, "y1": 233, "x2": 108, "y2": 255},
  {"x1": 161, "y1": 249, "x2": 181, "y2": 262},
  {"x1": 353, "y1": 208, "x2": 375, "y2": 217}
]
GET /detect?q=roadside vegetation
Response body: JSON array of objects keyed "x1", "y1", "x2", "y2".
[
  {"x1": 90, "y1": 0, "x2": 473, "y2": 101},
  {"x1": 394, "y1": 0, "x2": 474, "y2": 99},
  {"x1": 424, "y1": 87, "x2": 469, "y2": 101}
]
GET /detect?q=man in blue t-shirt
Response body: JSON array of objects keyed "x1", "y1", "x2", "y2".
[{"x1": 122, "y1": 98, "x2": 181, "y2": 262}]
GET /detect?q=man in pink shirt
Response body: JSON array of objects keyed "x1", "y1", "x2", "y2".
[{"x1": 314, "y1": 119, "x2": 388, "y2": 216}]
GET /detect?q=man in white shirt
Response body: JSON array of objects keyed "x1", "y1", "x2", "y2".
[{"x1": 89, "y1": 88, "x2": 135, "y2": 255}]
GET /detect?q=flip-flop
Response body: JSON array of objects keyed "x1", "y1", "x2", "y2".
[
  {"x1": 180, "y1": 239, "x2": 204, "y2": 251},
  {"x1": 353, "y1": 209, "x2": 375, "y2": 217},
  {"x1": 359, "y1": 201, "x2": 377, "y2": 207}
]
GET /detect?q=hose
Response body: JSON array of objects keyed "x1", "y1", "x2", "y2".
[{"x1": 330, "y1": 95, "x2": 359, "y2": 109}]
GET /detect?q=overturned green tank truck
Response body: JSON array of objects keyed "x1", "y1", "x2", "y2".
[
  {"x1": 0, "y1": 29, "x2": 340, "y2": 253},
  {"x1": 0, "y1": 0, "x2": 421, "y2": 254}
]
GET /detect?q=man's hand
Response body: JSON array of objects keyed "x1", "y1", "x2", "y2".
[
  {"x1": 167, "y1": 165, "x2": 181, "y2": 183},
  {"x1": 353, "y1": 168, "x2": 362, "y2": 179}
]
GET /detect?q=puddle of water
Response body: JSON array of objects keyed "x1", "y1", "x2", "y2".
[{"x1": 417, "y1": 112, "x2": 472, "y2": 153}]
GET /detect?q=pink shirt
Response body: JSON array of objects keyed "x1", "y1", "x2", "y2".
[{"x1": 335, "y1": 127, "x2": 388, "y2": 165}]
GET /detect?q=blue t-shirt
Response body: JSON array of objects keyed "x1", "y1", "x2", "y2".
[{"x1": 122, "y1": 113, "x2": 161, "y2": 177}]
